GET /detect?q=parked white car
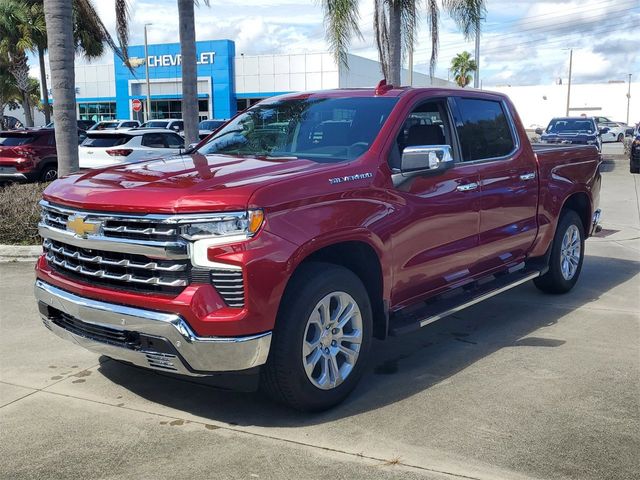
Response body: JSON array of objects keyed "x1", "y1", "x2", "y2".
[
  {"x1": 88, "y1": 120, "x2": 141, "y2": 131},
  {"x1": 139, "y1": 119, "x2": 184, "y2": 133},
  {"x1": 79, "y1": 129, "x2": 184, "y2": 169},
  {"x1": 594, "y1": 116, "x2": 627, "y2": 142},
  {"x1": 198, "y1": 119, "x2": 226, "y2": 139}
]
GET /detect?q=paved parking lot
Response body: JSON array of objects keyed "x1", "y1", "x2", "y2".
[{"x1": 1, "y1": 147, "x2": 638, "y2": 480}]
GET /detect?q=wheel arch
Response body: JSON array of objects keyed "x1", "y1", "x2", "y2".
[
  {"x1": 561, "y1": 191, "x2": 591, "y2": 235},
  {"x1": 283, "y1": 235, "x2": 389, "y2": 340}
]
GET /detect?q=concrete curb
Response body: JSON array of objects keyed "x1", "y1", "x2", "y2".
[{"x1": 0, "y1": 244, "x2": 41, "y2": 263}]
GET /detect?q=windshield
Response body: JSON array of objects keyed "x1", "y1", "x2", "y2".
[
  {"x1": 197, "y1": 96, "x2": 398, "y2": 162},
  {"x1": 0, "y1": 135, "x2": 36, "y2": 146},
  {"x1": 142, "y1": 121, "x2": 169, "y2": 128},
  {"x1": 82, "y1": 134, "x2": 131, "y2": 147},
  {"x1": 546, "y1": 119, "x2": 595, "y2": 134}
]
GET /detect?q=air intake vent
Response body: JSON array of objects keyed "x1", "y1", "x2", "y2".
[{"x1": 210, "y1": 269, "x2": 245, "y2": 308}]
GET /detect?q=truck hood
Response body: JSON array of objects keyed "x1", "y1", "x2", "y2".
[{"x1": 44, "y1": 153, "x2": 337, "y2": 213}]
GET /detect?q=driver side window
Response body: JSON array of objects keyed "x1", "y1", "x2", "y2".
[{"x1": 390, "y1": 100, "x2": 454, "y2": 169}]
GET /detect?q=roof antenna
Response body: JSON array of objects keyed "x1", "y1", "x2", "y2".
[{"x1": 375, "y1": 79, "x2": 393, "y2": 95}]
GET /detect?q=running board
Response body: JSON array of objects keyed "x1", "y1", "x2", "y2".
[{"x1": 389, "y1": 268, "x2": 543, "y2": 336}]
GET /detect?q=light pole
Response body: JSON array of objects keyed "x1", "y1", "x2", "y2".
[
  {"x1": 627, "y1": 73, "x2": 632, "y2": 126},
  {"x1": 144, "y1": 23, "x2": 153, "y2": 122},
  {"x1": 474, "y1": 22, "x2": 480, "y2": 88},
  {"x1": 565, "y1": 48, "x2": 573, "y2": 116}
]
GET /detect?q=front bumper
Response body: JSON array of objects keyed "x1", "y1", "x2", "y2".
[{"x1": 35, "y1": 280, "x2": 271, "y2": 375}]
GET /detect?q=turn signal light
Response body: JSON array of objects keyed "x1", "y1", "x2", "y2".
[
  {"x1": 248, "y1": 209, "x2": 264, "y2": 235},
  {"x1": 106, "y1": 149, "x2": 133, "y2": 156}
]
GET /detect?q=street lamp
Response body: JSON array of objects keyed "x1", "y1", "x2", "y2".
[
  {"x1": 627, "y1": 73, "x2": 632, "y2": 126},
  {"x1": 144, "y1": 23, "x2": 153, "y2": 122},
  {"x1": 565, "y1": 48, "x2": 573, "y2": 116}
]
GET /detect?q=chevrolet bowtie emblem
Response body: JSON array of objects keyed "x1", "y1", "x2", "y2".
[{"x1": 66, "y1": 215, "x2": 100, "y2": 237}]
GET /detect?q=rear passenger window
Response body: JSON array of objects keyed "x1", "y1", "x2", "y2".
[
  {"x1": 454, "y1": 98, "x2": 515, "y2": 161},
  {"x1": 163, "y1": 133, "x2": 184, "y2": 148},
  {"x1": 142, "y1": 133, "x2": 166, "y2": 148}
]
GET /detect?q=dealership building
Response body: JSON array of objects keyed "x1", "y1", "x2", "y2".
[{"x1": 44, "y1": 39, "x2": 451, "y2": 123}]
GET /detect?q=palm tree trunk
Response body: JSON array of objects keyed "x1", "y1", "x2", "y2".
[
  {"x1": 388, "y1": 1, "x2": 402, "y2": 86},
  {"x1": 178, "y1": 0, "x2": 199, "y2": 146},
  {"x1": 21, "y1": 90, "x2": 34, "y2": 127},
  {"x1": 38, "y1": 45, "x2": 52, "y2": 125},
  {"x1": 43, "y1": 0, "x2": 79, "y2": 176}
]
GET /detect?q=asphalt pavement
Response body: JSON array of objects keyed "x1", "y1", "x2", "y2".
[{"x1": 1, "y1": 143, "x2": 638, "y2": 480}]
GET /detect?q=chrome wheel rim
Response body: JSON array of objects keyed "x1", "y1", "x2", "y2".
[
  {"x1": 302, "y1": 291, "x2": 363, "y2": 390},
  {"x1": 43, "y1": 169, "x2": 57, "y2": 182},
  {"x1": 560, "y1": 224, "x2": 581, "y2": 280}
]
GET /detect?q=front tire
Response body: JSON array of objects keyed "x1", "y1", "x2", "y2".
[
  {"x1": 617, "y1": 133, "x2": 624, "y2": 142},
  {"x1": 260, "y1": 262, "x2": 372, "y2": 411},
  {"x1": 534, "y1": 210, "x2": 585, "y2": 294}
]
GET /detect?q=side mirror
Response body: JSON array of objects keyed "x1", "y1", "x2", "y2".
[
  {"x1": 599, "y1": 127, "x2": 609, "y2": 135},
  {"x1": 395, "y1": 145, "x2": 454, "y2": 184},
  {"x1": 188, "y1": 143, "x2": 199, "y2": 150},
  {"x1": 534, "y1": 128, "x2": 543, "y2": 135}
]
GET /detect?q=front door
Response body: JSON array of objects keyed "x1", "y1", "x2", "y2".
[{"x1": 388, "y1": 98, "x2": 481, "y2": 307}]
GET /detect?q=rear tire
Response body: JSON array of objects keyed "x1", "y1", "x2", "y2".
[
  {"x1": 534, "y1": 210, "x2": 585, "y2": 294},
  {"x1": 631, "y1": 165, "x2": 640, "y2": 174},
  {"x1": 260, "y1": 262, "x2": 372, "y2": 412},
  {"x1": 39, "y1": 164, "x2": 58, "y2": 183}
]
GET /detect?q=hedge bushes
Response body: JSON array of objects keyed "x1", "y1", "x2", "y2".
[{"x1": 0, "y1": 182, "x2": 48, "y2": 245}]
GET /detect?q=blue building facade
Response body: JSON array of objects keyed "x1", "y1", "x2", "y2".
[{"x1": 113, "y1": 39, "x2": 236, "y2": 121}]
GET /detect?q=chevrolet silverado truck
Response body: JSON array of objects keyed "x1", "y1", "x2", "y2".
[{"x1": 35, "y1": 84, "x2": 602, "y2": 411}]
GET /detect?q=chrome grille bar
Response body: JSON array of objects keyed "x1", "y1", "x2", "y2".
[
  {"x1": 43, "y1": 240, "x2": 186, "y2": 272},
  {"x1": 45, "y1": 252, "x2": 188, "y2": 287}
]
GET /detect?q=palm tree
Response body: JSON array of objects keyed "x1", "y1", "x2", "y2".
[
  {"x1": 450, "y1": 50, "x2": 477, "y2": 87},
  {"x1": 0, "y1": 1, "x2": 43, "y2": 126},
  {"x1": 321, "y1": 0, "x2": 485, "y2": 86},
  {"x1": 43, "y1": 0, "x2": 130, "y2": 176},
  {"x1": 178, "y1": 0, "x2": 209, "y2": 146}
]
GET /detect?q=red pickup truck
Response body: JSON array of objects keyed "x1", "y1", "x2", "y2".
[{"x1": 35, "y1": 85, "x2": 602, "y2": 411}]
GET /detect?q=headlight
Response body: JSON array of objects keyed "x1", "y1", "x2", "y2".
[
  {"x1": 180, "y1": 210, "x2": 264, "y2": 240},
  {"x1": 181, "y1": 210, "x2": 264, "y2": 269}
]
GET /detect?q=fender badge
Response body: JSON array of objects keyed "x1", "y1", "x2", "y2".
[{"x1": 329, "y1": 172, "x2": 373, "y2": 185}]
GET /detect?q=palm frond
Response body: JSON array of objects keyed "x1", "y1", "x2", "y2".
[
  {"x1": 400, "y1": 0, "x2": 419, "y2": 63},
  {"x1": 373, "y1": 0, "x2": 389, "y2": 79},
  {"x1": 320, "y1": 0, "x2": 362, "y2": 69},
  {"x1": 443, "y1": 0, "x2": 485, "y2": 39},
  {"x1": 426, "y1": 0, "x2": 439, "y2": 78},
  {"x1": 115, "y1": 0, "x2": 131, "y2": 65}
]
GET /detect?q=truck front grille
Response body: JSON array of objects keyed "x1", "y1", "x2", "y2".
[
  {"x1": 44, "y1": 239, "x2": 190, "y2": 294},
  {"x1": 40, "y1": 201, "x2": 246, "y2": 306},
  {"x1": 41, "y1": 203, "x2": 181, "y2": 242}
]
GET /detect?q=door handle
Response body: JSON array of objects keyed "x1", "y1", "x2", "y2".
[
  {"x1": 520, "y1": 172, "x2": 536, "y2": 181},
  {"x1": 456, "y1": 182, "x2": 478, "y2": 192}
]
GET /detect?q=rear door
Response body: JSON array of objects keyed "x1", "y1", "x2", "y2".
[{"x1": 451, "y1": 96, "x2": 538, "y2": 273}]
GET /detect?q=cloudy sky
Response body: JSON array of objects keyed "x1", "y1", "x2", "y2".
[{"x1": 82, "y1": 0, "x2": 638, "y2": 86}]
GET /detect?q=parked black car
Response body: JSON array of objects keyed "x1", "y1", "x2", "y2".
[
  {"x1": 536, "y1": 117, "x2": 603, "y2": 152},
  {"x1": 631, "y1": 125, "x2": 640, "y2": 174}
]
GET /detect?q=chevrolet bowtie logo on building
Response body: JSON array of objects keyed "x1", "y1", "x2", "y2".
[{"x1": 66, "y1": 215, "x2": 101, "y2": 238}]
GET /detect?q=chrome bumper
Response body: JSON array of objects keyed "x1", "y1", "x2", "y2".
[
  {"x1": 0, "y1": 172, "x2": 28, "y2": 181},
  {"x1": 35, "y1": 280, "x2": 271, "y2": 375},
  {"x1": 592, "y1": 208, "x2": 602, "y2": 234}
]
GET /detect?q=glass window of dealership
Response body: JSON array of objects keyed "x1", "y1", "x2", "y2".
[{"x1": 66, "y1": 39, "x2": 450, "y2": 122}]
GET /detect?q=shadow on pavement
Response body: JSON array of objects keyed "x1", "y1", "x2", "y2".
[{"x1": 97, "y1": 254, "x2": 639, "y2": 426}]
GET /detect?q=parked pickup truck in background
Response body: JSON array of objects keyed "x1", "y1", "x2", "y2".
[
  {"x1": 35, "y1": 84, "x2": 602, "y2": 411},
  {"x1": 536, "y1": 117, "x2": 603, "y2": 152}
]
